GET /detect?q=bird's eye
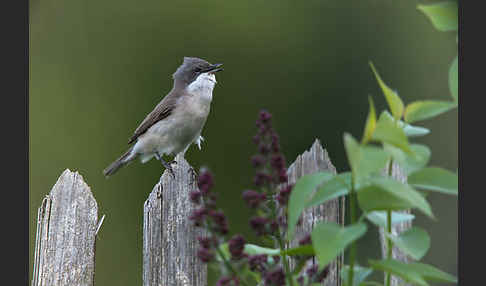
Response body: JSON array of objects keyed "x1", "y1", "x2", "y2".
[{"x1": 195, "y1": 67, "x2": 201, "y2": 73}]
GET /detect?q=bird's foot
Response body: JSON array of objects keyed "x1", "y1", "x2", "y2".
[
  {"x1": 166, "y1": 166, "x2": 175, "y2": 178},
  {"x1": 187, "y1": 167, "x2": 198, "y2": 179},
  {"x1": 155, "y1": 152, "x2": 176, "y2": 178}
]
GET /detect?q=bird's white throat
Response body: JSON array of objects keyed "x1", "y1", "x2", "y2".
[{"x1": 187, "y1": 72, "x2": 216, "y2": 100}]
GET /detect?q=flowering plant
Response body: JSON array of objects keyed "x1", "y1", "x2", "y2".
[
  {"x1": 189, "y1": 3, "x2": 458, "y2": 285},
  {"x1": 190, "y1": 110, "x2": 330, "y2": 286}
]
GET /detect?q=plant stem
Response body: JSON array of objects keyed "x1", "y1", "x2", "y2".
[
  {"x1": 269, "y1": 196, "x2": 294, "y2": 286},
  {"x1": 385, "y1": 209, "x2": 392, "y2": 286},
  {"x1": 385, "y1": 161, "x2": 394, "y2": 286},
  {"x1": 214, "y1": 245, "x2": 249, "y2": 286},
  {"x1": 205, "y1": 219, "x2": 250, "y2": 286},
  {"x1": 348, "y1": 191, "x2": 357, "y2": 286},
  {"x1": 276, "y1": 231, "x2": 294, "y2": 286}
]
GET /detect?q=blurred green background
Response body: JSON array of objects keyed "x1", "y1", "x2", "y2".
[{"x1": 29, "y1": 0, "x2": 457, "y2": 285}]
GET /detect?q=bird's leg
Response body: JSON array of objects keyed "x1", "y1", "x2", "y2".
[
  {"x1": 187, "y1": 167, "x2": 198, "y2": 179},
  {"x1": 154, "y1": 152, "x2": 175, "y2": 178}
]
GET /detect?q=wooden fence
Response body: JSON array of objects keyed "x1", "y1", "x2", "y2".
[{"x1": 31, "y1": 139, "x2": 410, "y2": 286}]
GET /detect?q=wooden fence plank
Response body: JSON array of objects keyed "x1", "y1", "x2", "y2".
[
  {"x1": 32, "y1": 169, "x2": 99, "y2": 286},
  {"x1": 143, "y1": 154, "x2": 207, "y2": 286},
  {"x1": 285, "y1": 139, "x2": 344, "y2": 286}
]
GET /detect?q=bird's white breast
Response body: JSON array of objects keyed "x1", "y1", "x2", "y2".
[{"x1": 187, "y1": 72, "x2": 216, "y2": 101}]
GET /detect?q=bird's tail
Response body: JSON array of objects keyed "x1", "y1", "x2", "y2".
[{"x1": 103, "y1": 148, "x2": 136, "y2": 177}]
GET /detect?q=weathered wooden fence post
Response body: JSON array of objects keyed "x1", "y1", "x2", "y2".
[
  {"x1": 379, "y1": 163, "x2": 413, "y2": 286},
  {"x1": 285, "y1": 139, "x2": 345, "y2": 286},
  {"x1": 143, "y1": 154, "x2": 207, "y2": 286},
  {"x1": 32, "y1": 169, "x2": 102, "y2": 286}
]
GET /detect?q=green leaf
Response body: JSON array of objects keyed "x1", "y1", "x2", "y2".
[
  {"x1": 357, "y1": 177, "x2": 434, "y2": 218},
  {"x1": 216, "y1": 243, "x2": 231, "y2": 262},
  {"x1": 369, "y1": 259, "x2": 428, "y2": 286},
  {"x1": 344, "y1": 133, "x2": 390, "y2": 187},
  {"x1": 381, "y1": 111, "x2": 430, "y2": 137},
  {"x1": 369, "y1": 259, "x2": 457, "y2": 285},
  {"x1": 408, "y1": 167, "x2": 458, "y2": 195},
  {"x1": 399, "y1": 122, "x2": 430, "y2": 137},
  {"x1": 366, "y1": 211, "x2": 415, "y2": 228},
  {"x1": 243, "y1": 244, "x2": 280, "y2": 256},
  {"x1": 307, "y1": 172, "x2": 352, "y2": 208},
  {"x1": 239, "y1": 263, "x2": 262, "y2": 284},
  {"x1": 385, "y1": 227, "x2": 430, "y2": 260},
  {"x1": 404, "y1": 100, "x2": 456, "y2": 123},
  {"x1": 362, "y1": 96, "x2": 377, "y2": 144},
  {"x1": 242, "y1": 244, "x2": 280, "y2": 266},
  {"x1": 406, "y1": 263, "x2": 457, "y2": 284},
  {"x1": 417, "y1": 1, "x2": 458, "y2": 32},
  {"x1": 282, "y1": 244, "x2": 315, "y2": 256},
  {"x1": 372, "y1": 111, "x2": 411, "y2": 153},
  {"x1": 292, "y1": 258, "x2": 310, "y2": 276},
  {"x1": 384, "y1": 143, "x2": 431, "y2": 175},
  {"x1": 312, "y1": 222, "x2": 367, "y2": 270},
  {"x1": 287, "y1": 172, "x2": 335, "y2": 240},
  {"x1": 449, "y1": 55, "x2": 458, "y2": 102},
  {"x1": 341, "y1": 264, "x2": 373, "y2": 286},
  {"x1": 369, "y1": 62, "x2": 404, "y2": 119}
]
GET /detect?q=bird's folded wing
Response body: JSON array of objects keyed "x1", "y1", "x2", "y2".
[{"x1": 127, "y1": 93, "x2": 179, "y2": 144}]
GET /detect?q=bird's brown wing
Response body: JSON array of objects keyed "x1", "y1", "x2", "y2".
[{"x1": 127, "y1": 91, "x2": 180, "y2": 144}]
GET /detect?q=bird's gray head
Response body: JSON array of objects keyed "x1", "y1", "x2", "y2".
[{"x1": 172, "y1": 57, "x2": 223, "y2": 88}]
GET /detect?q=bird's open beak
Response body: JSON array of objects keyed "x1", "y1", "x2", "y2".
[{"x1": 207, "y1": 63, "x2": 224, "y2": 73}]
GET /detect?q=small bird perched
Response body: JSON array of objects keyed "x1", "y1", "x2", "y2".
[{"x1": 103, "y1": 57, "x2": 223, "y2": 177}]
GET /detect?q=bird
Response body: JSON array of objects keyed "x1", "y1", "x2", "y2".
[{"x1": 103, "y1": 57, "x2": 223, "y2": 177}]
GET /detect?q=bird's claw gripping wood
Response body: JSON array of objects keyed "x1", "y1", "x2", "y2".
[
  {"x1": 155, "y1": 152, "x2": 176, "y2": 178},
  {"x1": 187, "y1": 167, "x2": 198, "y2": 180}
]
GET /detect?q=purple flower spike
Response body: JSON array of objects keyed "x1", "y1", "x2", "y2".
[
  {"x1": 259, "y1": 143, "x2": 271, "y2": 155},
  {"x1": 189, "y1": 190, "x2": 202, "y2": 204},
  {"x1": 270, "y1": 154, "x2": 285, "y2": 170},
  {"x1": 248, "y1": 254, "x2": 268, "y2": 273},
  {"x1": 259, "y1": 110, "x2": 272, "y2": 123},
  {"x1": 242, "y1": 190, "x2": 266, "y2": 208},
  {"x1": 207, "y1": 210, "x2": 228, "y2": 234},
  {"x1": 298, "y1": 234, "x2": 312, "y2": 246},
  {"x1": 264, "y1": 267, "x2": 285, "y2": 286},
  {"x1": 270, "y1": 133, "x2": 280, "y2": 153},
  {"x1": 197, "y1": 236, "x2": 212, "y2": 249},
  {"x1": 251, "y1": 155, "x2": 265, "y2": 168},
  {"x1": 276, "y1": 184, "x2": 293, "y2": 205},
  {"x1": 198, "y1": 169, "x2": 214, "y2": 195},
  {"x1": 189, "y1": 207, "x2": 208, "y2": 227},
  {"x1": 278, "y1": 169, "x2": 288, "y2": 183},
  {"x1": 216, "y1": 277, "x2": 232, "y2": 286},
  {"x1": 254, "y1": 172, "x2": 271, "y2": 187},
  {"x1": 228, "y1": 234, "x2": 246, "y2": 260},
  {"x1": 197, "y1": 247, "x2": 214, "y2": 263},
  {"x1": 249, "y1": 216, "x2": 268, "y2": 236}
]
